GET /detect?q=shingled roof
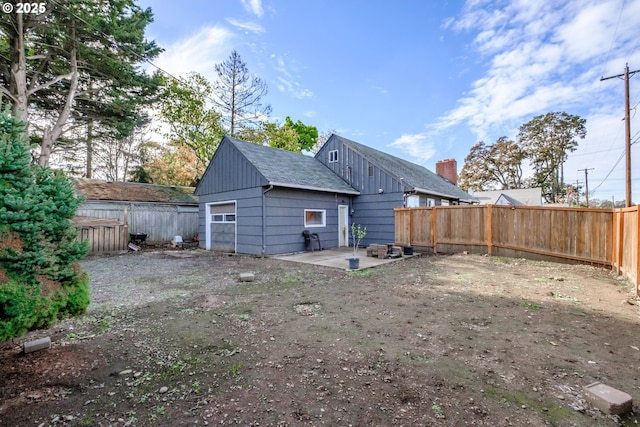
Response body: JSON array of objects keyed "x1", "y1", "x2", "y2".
[
  {"x1": 74, "y1": 179, "x2": 198, "y2": 204},
  {"x1": 227, "y1": 137, "x2": 360, "y2": 195},
  {"x1": 331, "y1": 135, "x2": 475, "y2": 202}
]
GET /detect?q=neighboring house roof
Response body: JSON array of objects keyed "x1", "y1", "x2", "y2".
[
  {"x1": 496, "y1": 193, "x2": 522, "y2": 206},
  {"x1": 473, "y1": 188, "x2": 542, "y2": 206},
  {"x1": 74, "y1": 178, "x2": 198, "y2": 204},
  {"x1": 329, "y1": 135, "x2": 475, "y2": 202},
  {"x1": 227, "y1": 136, "x2": 360, "y2": 195}
]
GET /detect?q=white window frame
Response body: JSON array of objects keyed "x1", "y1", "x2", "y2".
[
  {"x1": 406, "y1": 195, "x2": 420, "y2": 208},
  {"x1": 328, "y1": 150, "x2": 339, "y2": 163},
  {"x1": 426, "y1": 198, "x2": 436, "y2": 207},
  {"x1": 304, "y1": 209, "x2": 326, "y2": 228}
]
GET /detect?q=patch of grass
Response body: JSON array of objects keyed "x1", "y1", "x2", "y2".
[
  {"x1": 431, "y1": 398, "x2": 446, "y2": 419},
  {"x1": 229, "y1": 362, "x2": 243, "y2": 378},
  {"x1": 484, "y1": 385, "x2": 581, "y2": 425},
  {"x1": 283, "y1": 273, "x2": 304, "y2": 283},
  {"x1": 516, "y1": 300, "x2": 542, "y2": 310},
  {"x1": 349, "y1": 268, "x2": 374, "y2": 277}
]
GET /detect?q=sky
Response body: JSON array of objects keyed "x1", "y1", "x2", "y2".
[{"x1": 137, "y1": 0, "x2": 640, "y2": 204}]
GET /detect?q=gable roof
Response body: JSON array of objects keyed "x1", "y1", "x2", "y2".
[
  {"x1": 328, "y1": 135, "x2": 475, "y2": 202},
  {"x1": 473, "y1": 188, "x2": 542, "y2": 206},
  {"x1": 219, "y1": 136, "x2": 359, "y2": 195},
  {"x1": 74, "y1": 179, "x2": 198, "y2": 204}
]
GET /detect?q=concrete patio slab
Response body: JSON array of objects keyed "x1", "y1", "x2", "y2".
[{"x1": 273, "y1": 247, "x2": 416, "y2": 270}]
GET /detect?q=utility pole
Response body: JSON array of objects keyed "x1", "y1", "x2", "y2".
[
  {"x1": 601, "y1": 64, "x2": 639, "y2": 207},
  {"x1": 574, "y1": 180, "x2": 582, "y2": 206},
  {"x1": 578, "y1": 168, "x2": 594, "y2": 207}
]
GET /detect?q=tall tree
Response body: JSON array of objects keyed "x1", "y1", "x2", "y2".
[
  {"x1": 213, "y1": 50, "x2": 271, "y2": 135},
  {"x1": 239, "y1": 116, "x2": 318, "y2": 153},
  {"x1": 518, "y1": 112, "x2": 586, "y2": 202},
  {"x1": 158, "y1": 72, "x2": 225, "y2": 171},
  {"x1": 459, "y1": 137, "x2": 525, "y2": 192},
  {"x1": 0, "y1": 0, "x2": 161, "y2": 166}
]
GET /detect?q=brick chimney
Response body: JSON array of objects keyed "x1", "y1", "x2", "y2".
[{"x1": 436, "y1": 159, "x2": 458, "y2": 185}]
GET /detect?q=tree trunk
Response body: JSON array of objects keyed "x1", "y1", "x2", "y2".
[
  {"x1": 38, "y1": 23, "x2": 79, "y2": 166},
  {"x1": 86, "y1": 119, "x2": 93, "y2": 178},
  {"x1": 9, "y1": 14, "x2": 28, "y2": 123}
]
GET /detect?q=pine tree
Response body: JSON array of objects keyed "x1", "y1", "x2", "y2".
[{"x1": 0, "y1": 110, "x2": 89, "y2": 340}]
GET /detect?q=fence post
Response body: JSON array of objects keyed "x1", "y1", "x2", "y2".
[
  {"x1": 487, "y1": 205, "x2": 493, "y2": 256},
  {"x1": 431, "y1": 207, "x2": 437, "y2": 254},
  {"x1": 636, "y1": 206, "x2": 640, "y2": 296}
]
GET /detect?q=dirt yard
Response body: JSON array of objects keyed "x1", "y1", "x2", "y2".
[{"x1": 1, "y1": 249, "x2": 640, "y2": 426}]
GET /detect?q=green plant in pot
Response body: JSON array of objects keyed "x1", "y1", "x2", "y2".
[{"x1": 349, "y1": 223, "x2": 367, "y2": 269}]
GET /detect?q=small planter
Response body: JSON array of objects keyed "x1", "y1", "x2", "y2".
[{"x1": 349, "y1": 257, "x2": 360, "y2": 270}]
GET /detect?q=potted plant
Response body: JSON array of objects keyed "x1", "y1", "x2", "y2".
[{"x1": 349, "y1": 223, "x2": 367, "y2": 269}]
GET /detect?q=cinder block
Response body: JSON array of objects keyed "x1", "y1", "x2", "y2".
[
  {"x1": 375, "y1": 244, "x2": 387, "y2": 259},
  {"x1": 24, "y1": 337, "x2": 51, "y2": 354},
  {"x1": 239, "y1": 273, "x2": 255, "y2": 282},
  {"x1": 584, "y1": 382, "x2": 632, "y2": 415}
]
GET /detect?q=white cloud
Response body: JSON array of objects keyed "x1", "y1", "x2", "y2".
[
  {"x1": 154, "y1": 26, "x2": 234, "y2": 77},
  {"x1": 276, "y1": 76, "x2": 313, "y2": 99},
  {"x1": 225, "y1": 18, "x2": 265, "y2": 34},
  {"x1": 432, "y1": 0, "x2": 639, "y2": 142},
  {"x1": 389, "y1": 133, "x2": 437, "y2": 164},
  {"x1": 270, "y1": 54, "x2": 313, "y2": 99},
  {"x1": 241, "y1": 0, "x2": 264, "y2": 18}
]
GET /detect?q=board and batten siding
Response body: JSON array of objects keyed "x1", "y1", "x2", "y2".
[
  {"x1": 317, "y1": 138, "x2": 403, "y2": 195},
  {"x1": 317, "y1": 137, "x2": 405, "y2": 246},
  {"x1": 195, "y1": 140, "x2": 267, "y2": 196}
]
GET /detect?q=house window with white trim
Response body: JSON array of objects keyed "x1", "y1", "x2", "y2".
[
  {"x1": 328, "y1": 150, "x2": 338, "y2": 163},
  {"x1": 304, "y1": 209, "x2": 326, "y2": 227}
]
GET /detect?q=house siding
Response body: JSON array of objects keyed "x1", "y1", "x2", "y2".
[
  {"x1": 198, "y1": 187, "x2": 264, "y2": 254},
  {"x1": 195, "y1": 139, "x2": 267, "y2": 196},
  {"x1": 351, "y1": 192, "x2": 403, "y2": 246},
  {"x1": 317, "y1": 136, "x2": 405, "y2": 246},
  {"x1": 263, "y1": 188, "x2": 351, "y2": 255}
]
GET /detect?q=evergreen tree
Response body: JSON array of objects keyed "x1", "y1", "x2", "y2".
[{"x1": 0, "y1": 111, "x2": 89, "y2": 340}]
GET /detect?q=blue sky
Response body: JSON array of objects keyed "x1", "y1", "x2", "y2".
[{"x1": 138, "y1": 0, "x2": 640, "y2": 203}]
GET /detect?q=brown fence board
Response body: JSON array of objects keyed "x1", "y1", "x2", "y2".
[{"x1": 395, "y1": 205, "x2": 639, "y2": 292}]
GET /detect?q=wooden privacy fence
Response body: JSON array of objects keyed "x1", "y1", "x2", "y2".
[
  {"x1": 74, "y1": 216, "x2": 129, "y2": 254},
  {"x1": 395, "y1": 205, "x2": 640, "y2": 292}
]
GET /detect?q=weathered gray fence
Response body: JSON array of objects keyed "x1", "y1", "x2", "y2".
[{"x1": 76, "y1": 201, "x2": 198, "y2": 243}]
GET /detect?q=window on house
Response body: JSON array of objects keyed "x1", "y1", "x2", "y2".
[
  {"x1": 406, "y1": 195, "x2": 420, "y2": 208},
  {"x1": 427, "y1": 198, "x2": 436, "y2": 207},
  {"x1": 329, "y1": 150, "x2": 338, "y2": 163},
  {"x1": 368, "y1": 165, "x2": 374, "y2": 177},
  {"x1": 211, "y1": 213, "x2": 236, "y2": 223},
  {"x1": 441, "y1": 200, "x2": 450, "y2": 206},
  {"x1": 304, "y1": 209, "x2": 326, "y2": 227}
]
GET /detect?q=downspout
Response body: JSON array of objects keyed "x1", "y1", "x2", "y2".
[{"x1": 262, "y1": 185, "x2": 274, "y2": 256}]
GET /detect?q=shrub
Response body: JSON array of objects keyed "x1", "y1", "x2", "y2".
[{"x1": 0, "y1": 110, "x2": 89, "y2": 341}]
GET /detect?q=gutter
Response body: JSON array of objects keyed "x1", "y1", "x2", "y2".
[
  {"x1": 268, "y1": 181, "x2": 360, "y2": 195},
  {"x1": 413, "y1": 187, "x2": 475, "y2": 203}
]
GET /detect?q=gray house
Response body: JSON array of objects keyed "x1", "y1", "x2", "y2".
[
  {"x1": 194, "y1": 136, "x2": 359, "y2": 255},
  {"x1": 195, "y1": 134, "x2": 473, "y2": 255},
  {"x1": 316, "y1": 135, "x2": 475, "y2": 244}
]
